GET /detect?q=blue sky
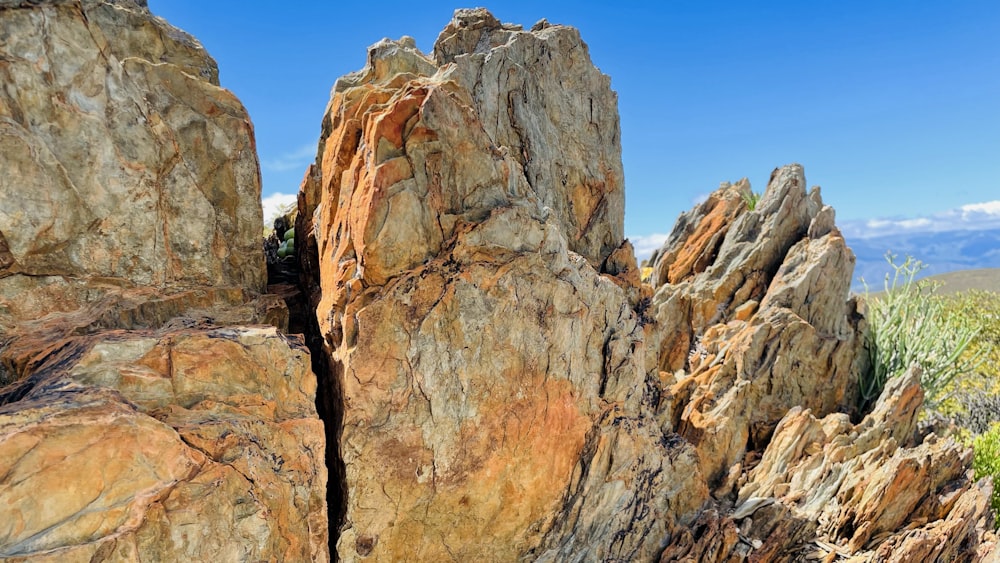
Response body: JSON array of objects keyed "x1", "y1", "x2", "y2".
[{"x1": 151, "y1": 1, "x2": 1000, "y2": 257}]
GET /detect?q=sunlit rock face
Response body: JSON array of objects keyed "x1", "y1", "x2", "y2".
[
  {"x1": 300, "y1": 8, "x2": 701, "y2": 561},
  {"x1": 299, "y1": 6, "x2": 996, "y2": 562},
  {"x1": 0, "y1": 326, "x2": 328, "y2": 562},
  {"x1": 0, "y1": 1, "x2": 994, "y2": 561},
  {"x1": 647, "y1": 165, "x2": 866, "y2": 486},
  {"x1": 0, "y1": 0, "x2": 265, "y2": 330},
  {"x1": 0, "y1": 2, "x2": 328, "y2": 561},
  {"x1": 646, "y1": 171, "x2": 996, "y2": 561}
]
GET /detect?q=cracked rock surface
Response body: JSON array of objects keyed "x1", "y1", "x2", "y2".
[
  {"x1": 299, "y1": 8, "x2": 697, "y2": 561},
  {"x1": 0, "y1": 2, "x2": 328, "y2": 561},
  {"x1": 1, "y1": 3, "x2": 997, "y2": 562},
  {"x1": 0, "y1": 0, "x2": 264, "y2": 331},
  {"x1": 300, "y1": 8, "x2": 997, "y2": 561},
  {"x1": 0, "y1": 326, "x2": 328, "y2": 561}
]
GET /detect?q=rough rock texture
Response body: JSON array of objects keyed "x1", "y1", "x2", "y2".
[
  {"x1": 0, "y1": 0, "x2": 264, "y2": 330},
  {"x1": 646, "y1": 172, "x2": 995, "y2": 560},
  {"x1": 3, "y1": 2, "x2": 994, "y2": 560},
  {"x1": 300, "y1": 8, "x2": 701, "y2": 561},
  {"x1": 0, "y1": 2, "x2": 328, "y2": 561},
  {"x1": 0, "y1": 326, "x2": 328, "y2": 562},
  {"x1": 434, "y1": 9, "x2": 625, "y2": 267},
  {"x1": 735, "y1": 368, "x2": 993, "y2": 561},
  {"x1": 661, "y1": 368, "x2": 997, "y2": 562},
  {"x1": 297, "y1": 7, "x2": 997, "y2": 562},
  {"x1": 647, "y1": 166, "x2": 867, "y2": 486}
]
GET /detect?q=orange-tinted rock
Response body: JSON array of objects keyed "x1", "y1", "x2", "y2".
[
  {"x1": 0, "y1": 2, "x2": 328, "y2": 560},
  {"x1": 649, "y1": 165, "x2": 865, "y2": 484},
  {"x1": 300, "y1": 9, "x2": 702, "y2": 560},
  {"x1": 729, "y1": 368, "x2": 995, "y2": 561},
  {"x1": 0, "y1": 326, "x2": 328, "y2": 561}
]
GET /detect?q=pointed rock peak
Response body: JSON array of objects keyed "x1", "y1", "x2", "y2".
[
  {"x1": 334, "y1": 35, "x2": 437, "y2": 92},
  {"x1": 433, "y1": 7, "x2": 528, "y2": 64},
  {"x1": 448, "y1": 7, "x2": 505, "y2": 30}
]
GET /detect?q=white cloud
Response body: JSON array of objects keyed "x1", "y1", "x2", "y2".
[
  {"x1": 629, "y1": 233, "x2": 669, "y2": 261},
  {"x1": 842, "y1": 199, "x2": 1000, "y2": 239},
  {"x1": 960, "y1": 200, "x2": 1000, "y2": 217},
  {"x1": 261, "y1": 143, "x2": 316, "y2": 172},
  {"x1": 262, "y1": 192, "x2": 297, "y2": 224}
]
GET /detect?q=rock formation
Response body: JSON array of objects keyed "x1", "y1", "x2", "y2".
[
  {"x1": 299, "y1": 9, "x2": 697, "y2": 560},
  {"x1": 0, "y1": 0, "x2": 264, "y2": 331},
  {"x1": 0, "y1": 1, "x2": 327, "y2": 561},
  {"x1": 0, "y1": 3, "x2": 996, "y2": 562},
  {"x1": 647, "y1": 168, "x2": 866, "y2": 487},
  {"x1": 0, "y1": 325, "x2": 327, "y2": 561},
  {"x1": 297, "y1": 8, "x2": 996, "y2": 561}
]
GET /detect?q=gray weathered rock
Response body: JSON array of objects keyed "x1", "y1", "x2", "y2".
[
  {"x1": 0, "y1": 0, "x2": 264, "y2": 330},
  {"x1": 647, "y1": 165, "x2": 866, "y2": 485},
  {"x1": 299, "y1": 8, "x2": 698, "y2": 561},
  {"x1": 0, "y1": 3, "x2": 329, "y2": 561},
  {"x1": 436, "y1": 8, "x2": 625, "y2": 267}
]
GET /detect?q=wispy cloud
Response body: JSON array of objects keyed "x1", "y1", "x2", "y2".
[
  {"x1": 261, "y1": 143, "x2": 317, "y2": 172},
  {"x1": 629, "y1": 233, "x2": 669, "y2": 261},
  {"x1": 262, "y1": 192, "x2": 297, "y2": 223},
  {"x1": 840, "y1": 199, "x2": 1000, "y2": 239}
]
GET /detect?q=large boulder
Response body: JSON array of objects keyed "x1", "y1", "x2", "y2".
[
  {"x1": 299, "y1": 8, "x2": 701, "y2": 561},
  {"x1": 0, "y1": 0, "x2": 264, "y2": 330},
  {"x1": 0, "y1": 2, "x2": 328, "y2": 561},
  {"x1": 0, "y1": 326, "x2": 328, "y2": 562}
]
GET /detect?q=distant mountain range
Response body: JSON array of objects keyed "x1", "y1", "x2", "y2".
[{"x1": 845, "y1": 227, "x2": 1000, "y2": 292}]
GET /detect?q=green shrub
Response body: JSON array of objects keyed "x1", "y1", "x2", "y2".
[
  {"x1": 937, "y1": 290, "x2": 1000, "y2": 433},
  {"x1": 973, "y1": 422, "x2": 1000, "y2": 525},
  {"x1": 940, "y1": 290, "x2": 1000, "y2": 379},
  {"x1": 860, "y1": 254, "x2": 984, "y2": 411}
]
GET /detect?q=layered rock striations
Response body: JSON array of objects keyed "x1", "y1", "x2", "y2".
[
  {"x1": 299, "y1": 9, "x2": 699, "y2": 560},
  {"x1": 0, "y1": 0, "x2": 264, "y2": 331},
  {"x1": 299, "y1": 8, "x2": 996, "y2": 561},
  {"x1": 0, "y1": 326, "x2": 328, "y2": 561},
  {"x1": 0, "y1": 1, "x2": 327, "y2": 561},
  {"x1": 647, "y1": 168, "x2": 866, "y2": 486}
]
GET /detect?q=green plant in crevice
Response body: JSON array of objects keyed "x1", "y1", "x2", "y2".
[
  {"x1": 859, "y1": 253, "x2": 984, "y2": 411},
  {"x1": 740, "y1": 188, "x2": 761, "y2": 211},
  {"x1": 277, "y1": 226, "x2": 295, "y2": 258},
  {"x1": 973, "y1": 422, "x2": 1000, "y2": 526}
]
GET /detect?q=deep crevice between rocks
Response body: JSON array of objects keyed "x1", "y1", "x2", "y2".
[{"x1": 265, "y1": 213, "x2": 346, "y2": 560}]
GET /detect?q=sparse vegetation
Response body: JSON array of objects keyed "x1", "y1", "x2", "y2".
[
  {"x1": 973, "y1": 422, "x2": 1000, "y2": 525},
  {"x1": 862, "y1": 254, "x2": 1000, "y2": 525},
  {"x1": 937, "y1": 290, "x2": 1000, "y2": 434},
  {"x1": 740, "y1": 188, "x2": 761, "y2": 211},
  {"x1": 859, "y1": 254, "x2": 984, "y2": 411}
]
